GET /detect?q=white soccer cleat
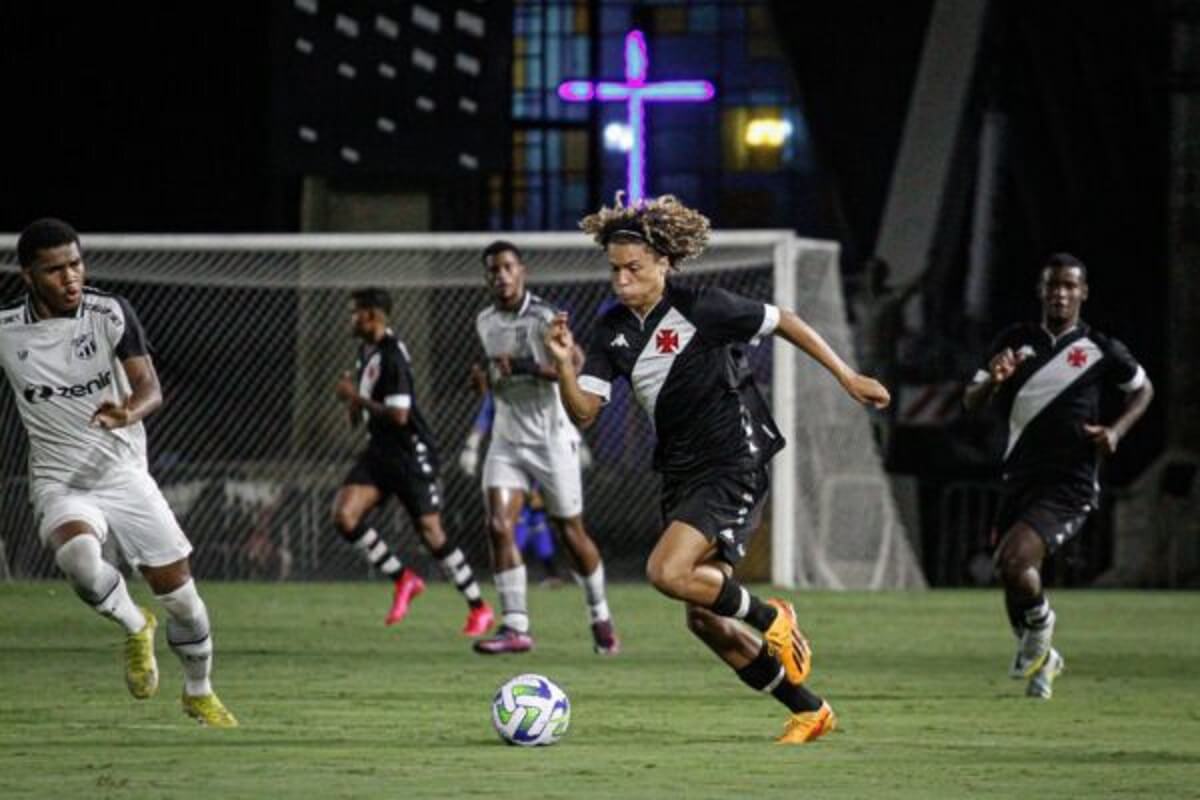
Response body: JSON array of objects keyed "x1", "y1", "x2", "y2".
[
  {"x1": 1008, "y1": 610, "x2": 1055, "y2": 679},
  {"x1": 1026, "y1": 648, "x2": 1065, "y2": 699}
]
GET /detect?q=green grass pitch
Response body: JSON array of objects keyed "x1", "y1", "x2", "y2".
[{"x1": 1, "y1": 582, "x2": 1198, "y2": 799}]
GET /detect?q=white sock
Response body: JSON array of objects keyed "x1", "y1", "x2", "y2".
[
  {"x1": 55, "y1": 535, "x2": 145, "y2": 634},
  {"x1": 494, "y1": 565, "x2": 529, "y2": 633},
  {"x1": 157, "y1": 579, "x2": 213, "y2": 697},
  {"x1": 571, "y1": 563, "x2": 611, "y2": 624}
]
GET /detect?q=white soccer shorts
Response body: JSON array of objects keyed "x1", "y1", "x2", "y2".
[
  {"x1": 33, "y1": 471, "x2": 192, "y2": 568},
  {"x1": 482, "y1": 434, "x2": 584, "y2": 519}
]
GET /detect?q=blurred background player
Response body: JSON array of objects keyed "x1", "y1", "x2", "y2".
[
  {"x1": 471, "y1": 241, "x2": 618, "y2": 655},
  {"x1": 546, "y1": 194, "x2": 890, "y2": 743},
  {"x1": 332, "y1": 288, "x2": 493, "y2": 635},
  {"x1": 459, "y1": 388, "x2": 565, "y2": 586},
  {"x1": 963, "y1": 253, "x2": 1153, "y2": 699},
  {"x1": 0, "y1": 218, "x2": 236, "y2": 726}
]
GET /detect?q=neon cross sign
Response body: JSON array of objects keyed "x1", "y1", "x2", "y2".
[{"x1": 557, "y1": 30, "x2": 715, "y2": 204}]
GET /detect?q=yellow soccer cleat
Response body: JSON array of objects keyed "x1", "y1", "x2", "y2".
[
  {"x1": 182, "y1": 692, "x2": 239, "y2": 728},
  {"x1": 764, "y1": 598, "x2": 812, "y2": 684},
  {"x1": 1026, "y1": 648, "x2": 1065, "y2": 700},
  {"x1": 776, "y1": 701, "x2": 838, "y2": 745},
  {"x1": 124, "y1": 608, "x2": 159, "y2": 700}
]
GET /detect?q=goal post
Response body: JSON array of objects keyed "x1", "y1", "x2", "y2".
[{"x1": 0, "y1": 231, "x2": 924, "y2": 588}]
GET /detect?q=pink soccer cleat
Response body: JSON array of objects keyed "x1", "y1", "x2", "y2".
[
  {"x1": 472, "y1": 626, "x2": 534, "y2": 654},
  {"x1": 385, "y1": 569, "x2": 425, "y2": 626},
  {"x1": 462, "y1": 601, "x2": 495, "y2": 637},
  {"x1": 591, "y1": 619, "x2": 621, "y2": 655}
]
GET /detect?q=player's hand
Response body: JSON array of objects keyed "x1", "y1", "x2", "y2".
[
  {"x1": 468, "y1": 362, "x2": 488, "y2": 394},
  {"x1": 458, "y1": 445, "x2": 480, "y2": 477},
  {"x1": 90, "y1": 401, "x2": 131, "y2": 429},
  {"x1": 988, "y1": 347, "x2": 1026, "y2": 384},
  {"x1": 1083, "y1": 423, "x2": 1119, "y2": 456},
  {"x1": 492, "y1": 355, "x2": 514, "y2": 378},
  {"x1": 334, "y1": 371, "x2": 358, "y2": 405},
  {"x1": 843, "y1": 373, "x2": 891, "y2": 409},
  {"x1": 544, "y1": 312, "x2": 576, "y2": 368}
]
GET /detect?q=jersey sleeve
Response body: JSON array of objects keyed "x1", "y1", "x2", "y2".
[
  {"x1": 379, "y1": 341, "x2": 414, "y2": 409},
  {"x1": 579, "y1": 320, "x2": 617, "y2": 404},
  {"x1": 692, "y1": 287, "x2": 779, "y2": 345},
  {"x1": 1103, "y1": 336, "x2": 1147, "y2": 393},
  {"x1": 112, "y1": 296, "x2": 151, "y2": 360}
]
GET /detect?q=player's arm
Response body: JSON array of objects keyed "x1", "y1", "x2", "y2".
[
  {"x1": 334, "y1": 370, "x2": 409, "y2": 427},
  {"x1": 1083, "y1": 350, "x2": 1155, "y2": 456},
  {"x1": 491, "y1": 353, "x2": 564, "y2": 382},
  {"x1": 545, "y1": 312, "x2": 603, "y2": 428},
  {"x1": 774, "y1": 309, "x2": 891, "y2": 409},
  {"x1": 963, "y1": 344, "x2": 1027, "y2": 413},
  {"x1": 91, "y1": 355, "x2": 162, "y2": 429},
  {"x1": 92, "y1": 297, "x2": 162, "y2": 429}
]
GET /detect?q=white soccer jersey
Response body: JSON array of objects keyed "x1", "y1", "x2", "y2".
[
  {"x1": 474, "y1": 291, "x2": 577, "y2": 446},
  {"x1": 0, "y1": 288, "x2": 151, "y2": 488}
]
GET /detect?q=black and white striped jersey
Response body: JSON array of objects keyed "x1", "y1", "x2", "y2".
[
  {"x1": 355, "y1": 330, "x2": 438, "y2": 462},
  {"x1": 0, "y1": 288, "x2": 150, "y2": 487},
  {"x1": 475, "y1": 291, "x2": 575, "y2": 446},
  {"x1": 971, "y1": 322, "x2": 1147, "y2": 485},
  {"x1": 579, "y1": 282, "x2": 784, "y2": 480}
]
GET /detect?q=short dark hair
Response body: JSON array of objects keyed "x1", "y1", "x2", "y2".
[
  {"x1": 18, "y1": 218, "x2": 80, "y2": 269},
  {"x1": 1042, "y1": 252, "x2": 1088, "y2": 281},
  {"x1": 351, "y1": 288, "x2": 392, "y2": 315},
  {"x1": 482, "y1": 240, "x2": 522, "y2": 265}
]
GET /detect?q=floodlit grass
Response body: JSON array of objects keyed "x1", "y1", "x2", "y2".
[{"x1": 1, "y1": 582, "x2": 1198, "y2": 799}]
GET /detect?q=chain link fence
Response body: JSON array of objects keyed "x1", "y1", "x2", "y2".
[{"x1": 0, "y1": 232, "x2": 924, "y2": 588}]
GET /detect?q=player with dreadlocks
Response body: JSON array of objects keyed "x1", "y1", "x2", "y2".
[{"x1": 544, "y1": 194, "x2": 891, "y2": 743}]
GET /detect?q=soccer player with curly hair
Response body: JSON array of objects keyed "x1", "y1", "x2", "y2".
[{"x1": 545, "y1": 194, "x2": 890, "y2": 743}]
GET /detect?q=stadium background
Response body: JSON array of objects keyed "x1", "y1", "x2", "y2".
[{"x1": 0, "y1": 0, "x2": 1196, "y2": 588}]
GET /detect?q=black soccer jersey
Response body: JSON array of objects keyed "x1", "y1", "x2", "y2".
[
  {"x1": 355, "y1": 330, "x2": 438, "y2": 462},
  {"x1": 972, "y1": 322, "x2": 1146, "y2": 486},
  {"x1": 579, "y1": 282, "x2": 784, "y2": 479}
]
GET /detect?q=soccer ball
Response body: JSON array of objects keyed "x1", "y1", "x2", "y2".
[{"x1": 490, "y1": 673, "x2": 570, "y2": 747}]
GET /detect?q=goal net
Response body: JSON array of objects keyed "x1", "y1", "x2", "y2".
[{"x1": 0, "y1": 232, "x2": 924, "y2": 589}]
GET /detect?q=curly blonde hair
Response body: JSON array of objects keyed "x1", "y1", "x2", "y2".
[{"x1": 579, "y1": 193, "x2": 710, "y2": 267}]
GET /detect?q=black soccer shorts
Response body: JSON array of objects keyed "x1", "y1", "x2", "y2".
[
  {"x1": 343, "y1": 450, "x2": 443, "y2": 519},
  {"x1": 993, "y1": 478, "x2": 1095, "y2": 554},
  {"x1": 661, "y1": 466, "x2": 769, "y2": 566}
]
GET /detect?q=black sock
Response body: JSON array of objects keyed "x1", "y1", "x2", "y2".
[
  {"x1": 1004, "y1": 591, "x2": 1026, "y2": 635},
  {"x1": 736, "y1": 643, "x2": 822, "y2": 713},
  {"x1": 711, "y1": 575, "x2": 778, "y2": 632},
  {"x1": 772, "y1": 681, "x2": 824, "y2": 714}
]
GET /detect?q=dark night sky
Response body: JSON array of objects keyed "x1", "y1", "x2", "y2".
[
  {"x1": 1, "y1": 2, "x2": 290, "y2": 233},
  {"x1": 0, "y1": 1, "x2": 1170, "y2": 476}
]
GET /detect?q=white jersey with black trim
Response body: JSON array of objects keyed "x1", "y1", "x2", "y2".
[
  {"x1": 0, "y1": 288, "x2": 151, "y2": 489},
  {"x1": 475, "y1": 291, "x2": 577, "y2": 446}
]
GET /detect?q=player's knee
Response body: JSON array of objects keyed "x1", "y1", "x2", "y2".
[
  {"x1": 644, "y1": 554, "x2": 686, "y2": 597},
  {"x1": 994, "y1": 550, "x2": 1032, "y2": 585},
  {"x1": 331, "y1": 506, "x2": 358, "y2": 537},
  {"x1": 486, "y1": 514, "x2": 516, "y2": 544},
  {"x1": 54, "y1": 534, "x2": 106, "y2": 590}
]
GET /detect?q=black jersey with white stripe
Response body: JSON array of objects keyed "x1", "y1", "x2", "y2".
[
  {"x1": 579, "y1": 282, "x2": 784, "y2": 480},
  {"x1": 971, "y1": 322, "x2": 1146, "y2": 485},
  {"x1": 355, "y1": 330, "x2": 438, "y2": 461}
]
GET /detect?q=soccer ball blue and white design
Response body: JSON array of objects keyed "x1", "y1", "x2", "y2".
[{"x1": 490, "y1": 673, "x2": 570, "y2": 747}]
